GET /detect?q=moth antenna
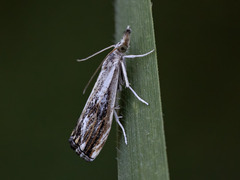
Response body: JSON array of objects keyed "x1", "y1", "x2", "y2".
[
  {"x1": 77, "y1": 45, "x2": 115, "y2": 62},
  {"x1": 83, "y1": 58, "x2": 105, "y2": 94}
]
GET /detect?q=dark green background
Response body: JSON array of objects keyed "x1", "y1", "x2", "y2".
[{"x1": 1, "y1": 0, "x2": 239, "y2": 179}]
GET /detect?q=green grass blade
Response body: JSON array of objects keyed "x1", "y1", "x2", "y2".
[{"x1": 115, "y1": 0, "x2": 170, "y2": 179}]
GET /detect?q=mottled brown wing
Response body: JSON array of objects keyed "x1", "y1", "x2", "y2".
[{"x1": 69, "y1": 53, "x2": 120, "y2": 161}]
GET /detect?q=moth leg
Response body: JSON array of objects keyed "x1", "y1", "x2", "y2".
[
  {"x1": 114, "y1": 105, "x2": 121, "y2": 110},
  {"x1": 120, "y1": 61, "x2": 149, "y2": 105},
  {"x1": 123, "y1": 49, "x2": 154, "y2": 59},
  {"x1": 114, "y1": 110, "x2": 127, "y2": 145}
]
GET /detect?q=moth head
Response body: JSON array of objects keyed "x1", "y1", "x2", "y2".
[
  {"x1": 118, "y1": 45, "x2": 128, "y2": 53},
  {"x1": 117, "y1": 25, "x2": 131, "y2": 53}
]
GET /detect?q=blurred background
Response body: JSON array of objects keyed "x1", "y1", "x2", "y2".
[{"x1": 0, "y1": 0, "x2": 239, "y2": 179}]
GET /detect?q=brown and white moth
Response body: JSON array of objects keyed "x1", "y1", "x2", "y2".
[{"x1": 69, "y1": 26, "x2": 154, "y2": 161}]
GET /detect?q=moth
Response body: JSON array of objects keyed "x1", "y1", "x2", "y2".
[{"x1": 69, "y1": 26, "x2": 154, "y2": 161}]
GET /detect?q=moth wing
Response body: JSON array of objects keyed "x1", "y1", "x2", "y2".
[{"x1": 69, "y1": 55, "x2": 120, "y2": 161}]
